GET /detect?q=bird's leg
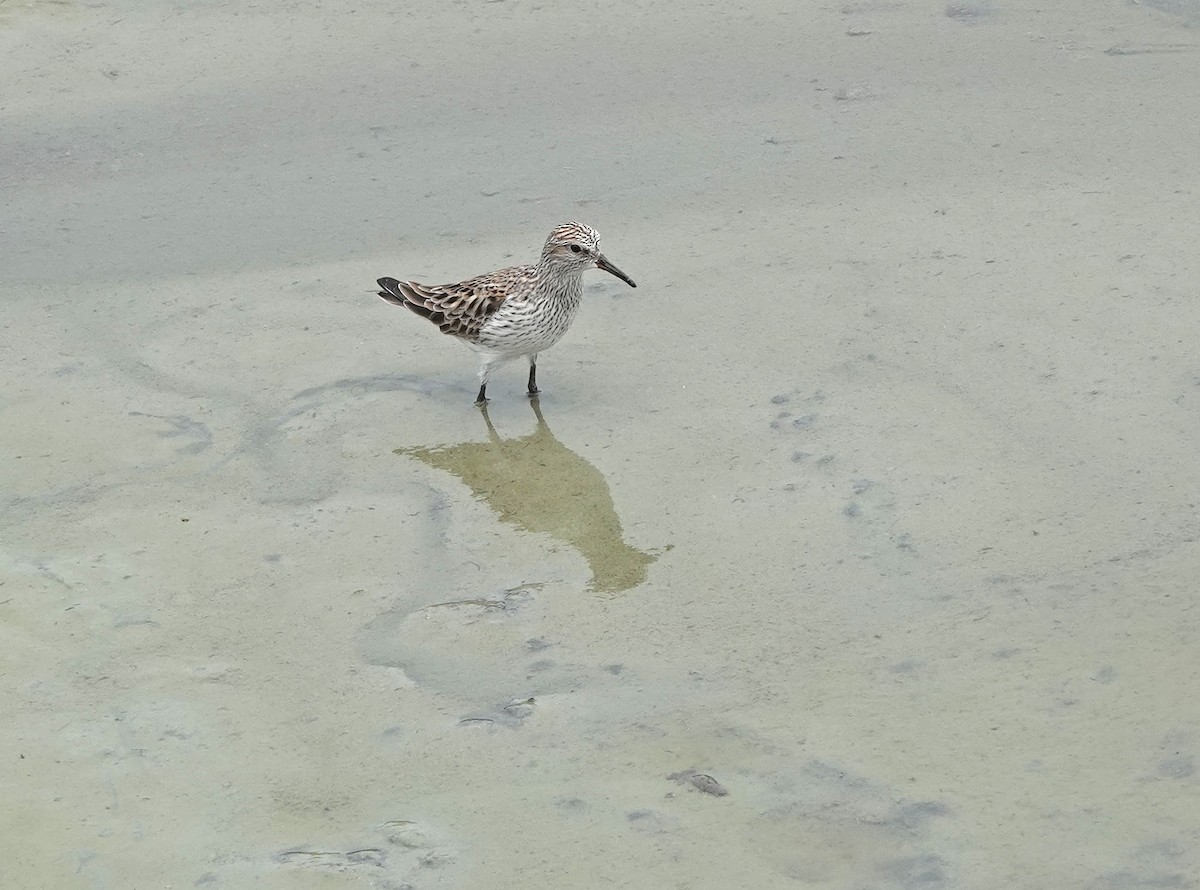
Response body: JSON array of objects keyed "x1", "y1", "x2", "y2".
[
  {"x1": 476, "y1": 354, "x2": 499, "y2": 405},
  {"x1": 526, "y1": 353, "x2": 539, "y2": 396}
]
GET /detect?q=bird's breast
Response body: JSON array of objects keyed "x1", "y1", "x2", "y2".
[{"x1": 476, "y1": 286, "x2": 583, "y2": 354}]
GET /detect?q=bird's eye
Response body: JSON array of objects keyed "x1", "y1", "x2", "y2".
[{"x1": 569, "y1": 244, "x2": 582, "y2": 253}]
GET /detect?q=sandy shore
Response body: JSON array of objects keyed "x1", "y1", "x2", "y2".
[{"x1": 4, "y1": 0, "x2": 1200, "y2": 887}]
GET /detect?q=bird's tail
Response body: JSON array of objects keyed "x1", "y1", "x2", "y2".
[{"x1": 377, "y1": 277, "x2": 411, "y2": 309}]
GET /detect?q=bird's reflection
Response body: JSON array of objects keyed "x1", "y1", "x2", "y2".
[{"x1": 396, "y1": 399, "x2": 654, "y2": 593}]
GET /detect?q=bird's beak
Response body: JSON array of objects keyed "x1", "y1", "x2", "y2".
[{"x1": 595, "y1": 254, "x2": 637, "y2": 288}]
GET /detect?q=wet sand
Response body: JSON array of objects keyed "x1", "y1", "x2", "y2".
[{"x1": 4, "y1": 0, "x2": 1200, "y2": 887}]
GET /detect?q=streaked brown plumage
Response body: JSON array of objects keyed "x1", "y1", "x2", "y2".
[{"x1": 377, "y1": 223, "x2": 636, "y2": 404}]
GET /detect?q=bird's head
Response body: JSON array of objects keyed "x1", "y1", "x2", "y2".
[{"x1": 541, "y1": 222, "x2": 636, "y2": 288}]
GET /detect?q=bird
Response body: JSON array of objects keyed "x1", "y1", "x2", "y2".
[{"x1": 376, "y1": 222, "x2": 636, "y2": 404}]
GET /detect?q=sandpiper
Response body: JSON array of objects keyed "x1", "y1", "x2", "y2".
[{"x1": 376, "y1": 223, "x2": 636, "y2": 404}]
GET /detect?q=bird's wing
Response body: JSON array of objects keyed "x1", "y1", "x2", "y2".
[{"x1": 377, "y1": 265, "x2": 532, "y2": 340}]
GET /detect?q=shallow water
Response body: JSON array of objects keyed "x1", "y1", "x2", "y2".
[
  {"x1": 398, "y1": 400, "x2": 656, "y2": 594},
  {"x1": 4, "y1": 1, "x2": 1200, "y2": 888}
]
